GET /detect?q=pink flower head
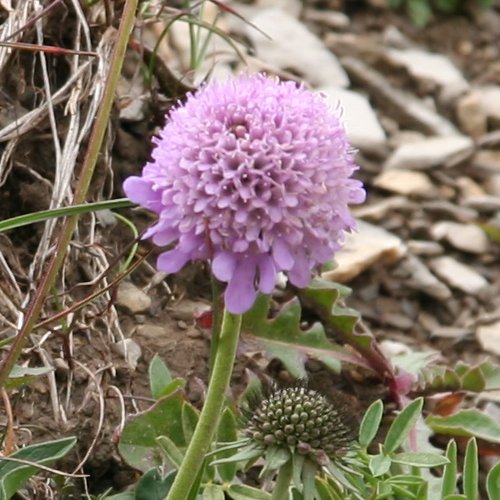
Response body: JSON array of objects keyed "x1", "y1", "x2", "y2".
[{"x1": 124, "y1": 74, "x2": 365, "y2": 314}]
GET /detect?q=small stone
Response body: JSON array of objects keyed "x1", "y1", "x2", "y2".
[
  {"x1": 384, "y1": 136, "x2": 474, "y2": 170},
  {"x1": 112, "y1": 339, "x2": 142, "y2": 370},
  {"x1": 430, "y1": 222, "x2": 490, "y2": 254},
  {"x1": 248, "y1": 8, "x2": 349, "y2": 88},
  {"x1": 473, "y1": 150, "x2": 500, "y2": 173},
  {"x1": 387, "y1": 49, "x2": 469, "y2": 95},
  {"x1": 169, "y1": 300, "x2": 210, "y2": 322},
  {"x1": 456, "y1": 92, "x2": 487, "y2": 138},
  {"x1": 319, "y1": 87, "x2": 386, "y2": 154},
  {"x1": 323, "y1": 220, "x2": 406, "y2": 283},
  {"x1": 135, "y1": 324, "x2": 165, "y2": 340},
  {"x1": 374, "y1": 169, "x2": 435, "y2": 196},
  {"x1": 303, "y1": 9, "x2": 350, "y2": 29},
  {"x1": 116, "y1": 282, "x2": 151, "y2": 314},
  {"x1": 407, "y1": 240, "x2": 444, "y2": 256},
  {"x1": 484, "y1": 174, "x2": 500, "y2": 197},
  {"x1": 429, "y1": 257, "x2": 488, "y2": 294},
  {"x1": 353, "y1": 196, "x2": 416, "y2": 221},
  {"x1": 456, "y1": 177, "x2": 486, "y2": 199},
  {"x1": 476, "y1": 321, "x2": 500, "y2": 356},
  {"x1": 463, "y1": 195, "x2": 500, "y2": 212},
  {"x1": 399, "y1": 255, "x2": 451, "y2": 300},
  {"x1": 421, "y1": 200, "x2": 478, "y2": 222},
  {"x1": 477, "y1": 85, "x2": 500, "y2": 123}
]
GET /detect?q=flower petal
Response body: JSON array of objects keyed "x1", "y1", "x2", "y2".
[
  {"x1": 157, "y1": 248, "x2": 191, "y2": 274},
  {"x1": 257, "y1": 255, "x2": 276, "y2": 294},
  {"x1": 287, "y1": 249, "x2": 312, "y2": 288},
  {"x1": 224, "y1": 258, "x2": 258, "y2": 313},
  {"x1": 212, "y1": 251, "x2": 237, "y2": 282},
  {"x1": 272, "y1": 238, "x2": 294, "y2": 270}
]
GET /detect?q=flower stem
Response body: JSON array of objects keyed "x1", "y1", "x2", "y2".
[
  {"x1": 271, "y1": 458, "x2": 293, "y2": 500},
  {"x1": 166, "y1": 309, "x2": 242, "y2": 500}
]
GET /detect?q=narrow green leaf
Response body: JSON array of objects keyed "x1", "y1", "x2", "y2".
[
  {"x1": 156, "y1": 435, "x2": 184, "y2": 470},
  {"x1": 5, "y1": 365, "x2": 54, "y2": 390},
  {"x1": 441, "y1": 440, "x2": 458, "y2": 497},
  {"x1": 302, "y1": 458, "x2": 317, "y2": 500},
  {"x1": 181, "y1": 401, "x2": 199, "y2": 445},
  {"x1": 384, "y1": 398, "x2": 424, "y2": 454},
  {"x1": 210, "y1": 445, "x2": 262, "y2": 466},
  {"x1": 0, "y1": 436, "x2": 76, "y2": 500},
  {"x1": 463, "y1": 438, "x2": 478, "y2": 500},
  {"x1": 426, "y1": 409, "x2": 500, "y2": 444},
  {"x1": 486, "y1": 460, "x2": 500, "y2": 500},
  {"x1": 215, "y1": 407, "x2": 238, "y2": 482},
  {"x1": 0, "y1": 198, "x2": 133, "y2": 233},
  {"x1": 407, "y1": 0, "x2": 433, "y2": 27},
  {"x1": 227, "y1": 483, "x2": 272, "y2": 499},
  {"x1": 359, "y1": 399, "x2": 384, "y2": 448},
  {"x1": 149, "y1": 354, "x2": 172, "y2": 400},
  {"x1": 392, "y1": 452, "x2": 448, "y2": 468}
]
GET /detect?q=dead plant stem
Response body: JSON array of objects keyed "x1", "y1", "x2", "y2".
[{"x1": 0, "y1": 0, "x2": 139, "y2": 388}]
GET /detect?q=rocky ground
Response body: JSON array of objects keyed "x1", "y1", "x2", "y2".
[{"x1": 0, "y1": 0, "x2": 500, "y2": 497}]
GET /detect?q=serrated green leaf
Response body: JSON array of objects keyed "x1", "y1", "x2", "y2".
[
  {"x1": 359, "y1": 399, "x2": 384, "y2": 448},
  {"x1": 227, "y1": 483, "x2": 272, "y2": 500},
  {"x1": 118, "y1": 389, "x2": 186, "y2": 472},
  {"x1": 149, "y1": 354, "x2": 173, "y2": 400},
  {"x1": 463, "y1": 438, "x2": 478, "y2": 500},
  {"x1": 392, "y1": 452, "x2": 448, "y2": 467},
  {"x1": 0, "y1": 436, "x2": 76, "y2": 500},
  {"x1": 426, "y1": 409, "x2": 500, "y2": 444},
  {"x1": 299, "y1": 278, "x2": 394, "y2": 380},
  {"x1": 441, "y1": 440, "x2": 458, "y2": 497},
  {"x1": 486, "y1": 459, "x2": 500, "y2": 500},
  {"x1": 135, "y1": 467, "x2": 172, "y2": 500},
  {"x1": 215, "y1": 407, "x2": 238, "y2": 482},
  {"x1": 242, "y1": 293, "x2": 371, "y2": 378},
  {"x1": 369, "y1": 453, "x2": 392, "y2": 477},
  {"x1": 384, "y1": 398, "x2": 423, "y2": 454}
]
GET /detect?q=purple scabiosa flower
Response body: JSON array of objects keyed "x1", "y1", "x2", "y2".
[{"x1": 123, "y1": 74, "x2": 365, "y2": 314}]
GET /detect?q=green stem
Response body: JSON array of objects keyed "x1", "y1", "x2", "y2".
[
  {"x1": 271, "y1": 459, "x2": 293, "y2": 500},
  {"x1": 0, "y1": 0, "x2": 138, "y2": 388},
  {"x1": 207, "y1": 276, "x2": 223, "y2": 379},
  {"x1": 166, "y1": 309, "x2": 242, "y2": 500}
]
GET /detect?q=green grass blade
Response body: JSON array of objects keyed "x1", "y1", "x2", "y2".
[{"x1": 0, "y1": 198, "x2": 134, "y2": 233}]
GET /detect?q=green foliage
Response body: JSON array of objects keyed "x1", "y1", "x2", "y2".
[
  {"x1": 387, "y1": 0, "x2": 494, "y2": 27},
  {"x1": 0, "y1": 436, "x2": 76, "y2": 500}
]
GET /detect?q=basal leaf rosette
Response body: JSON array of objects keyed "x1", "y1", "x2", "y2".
[{"x1": 123, "y1": 74, "x2": 365, "y2": 313}]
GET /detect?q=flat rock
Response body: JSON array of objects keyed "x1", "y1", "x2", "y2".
[
  {"x1": 112, "y1": 339, "x2": 142, "y2": 370},
  {"x1": 374, "y1": 169, "x2": 435, "y2": 196},
  {"x1": 320, "y1": 87, "x2": 386, "y2": 153},
  {"x1": 387, "y1": 49, "x2": 469, "y2": 95},
  {"x1": 463, "y1": 195, "x2": 500, "y2": 212},
  {"x1": 407, "y1": 240, "x2": 444, "y2": 256},
  {"x1": 476, "y1": 321, "x2": 500, "y2": 356},
  {"x1": 323, "y1": 220, "x2": 406, "y2": 283},
  {"x1": 353, "y1": 196, "x2": 416, "y2": 221},
  {"x1": 456, "y1": 91, "x2": 487, "y2": 138},
  {"x1": 473, "y1": 150, "x2": 500, "y2": 173},
  {"x1": 429, "y1": 256, "x2": 488, "y2": 294},
  {"x1": 398, "y1": 255, "x2": 451, "y2": 300},
  {"x1": 384, "y1": 136, "x2": 474, "y2": 170},
  {"x1": 248, "y1": 8, "x2": 349, "y2": 87},
  {"x1": 430, "y1": 221, "x2": 490, "y2": 254},
  {"x1": 477, "y1": 85, "x2": 500, "y2": 123},
  {"x1": 341, "y1": 57, "x2": 458, "y2": 136},
  {"x1": 116, "y1": 282, "x2": 151, "y2": 314}
]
